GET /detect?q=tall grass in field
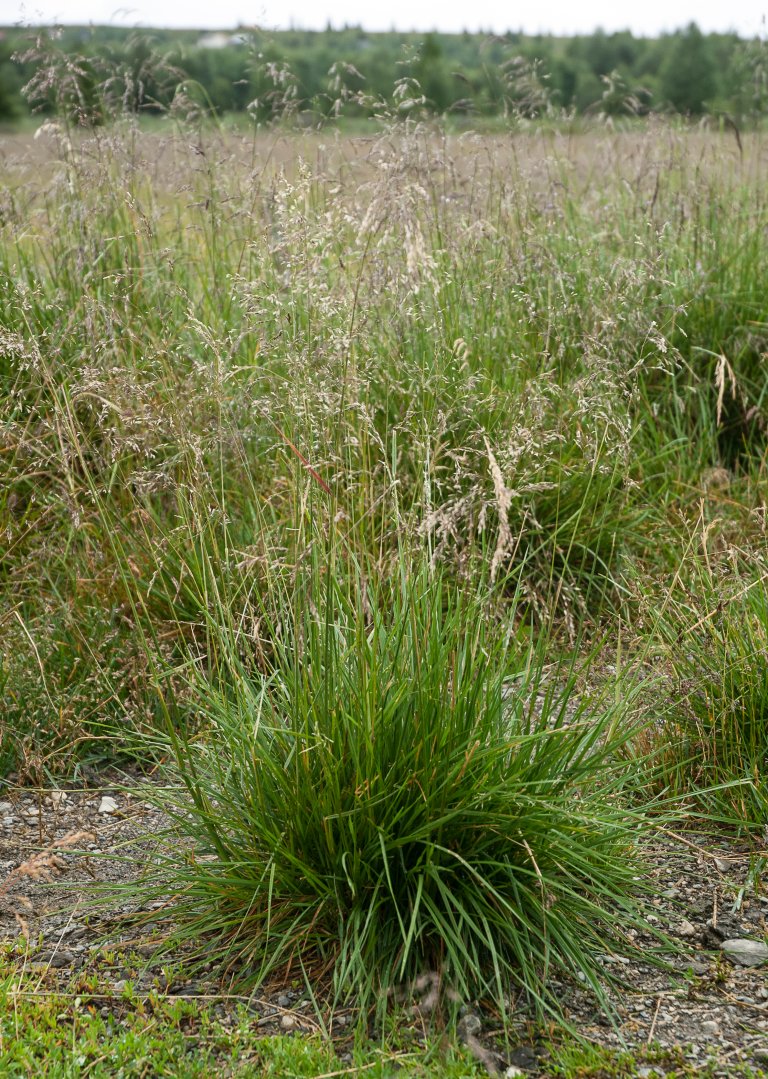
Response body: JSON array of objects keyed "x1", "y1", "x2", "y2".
[
  {"x1": 1, "y1": 105, "x2": 768, "y2": 1020},
  {"x1": 640, "y1": 548, "x2": 768, "y2": 827}
]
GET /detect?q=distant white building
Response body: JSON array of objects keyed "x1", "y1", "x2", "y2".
[{"x1": 197, "y1": 32, "x2": 247, "y2": 49}]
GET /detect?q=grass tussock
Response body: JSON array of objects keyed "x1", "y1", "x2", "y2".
[{"x1": 130, "y1": 544, "x2": 653, "y2": 1021}]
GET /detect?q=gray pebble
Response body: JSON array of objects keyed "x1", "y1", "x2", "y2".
[
  {"x1": 39, "y1": 950, "x2": 73, "y2": 969},
  {"x1": 457, "y1": 1013, "x2": 482, "y2": 1039},
  {"x1": 721, "y1": 939, "x2": 768, "y2": 967}
]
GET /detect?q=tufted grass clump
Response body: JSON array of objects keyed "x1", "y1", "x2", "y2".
[{"x1": 133, "y1": 542, "x2": 654, "y2": 1023}]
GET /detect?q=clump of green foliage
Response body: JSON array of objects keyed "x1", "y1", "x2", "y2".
[{"x1": 125, "y1": 529, "x2": 654, "y2": 1023}]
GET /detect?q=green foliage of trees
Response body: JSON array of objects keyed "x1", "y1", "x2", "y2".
[
  {"x1": 0, "y1": 38, "x2": 25, "y2": 119},
  {"x1": 659, "y1": 23, "x2": 718, "y2": 113},
  {"x1": 0, "y1": 22, "x2": 764, "y2": 124}
]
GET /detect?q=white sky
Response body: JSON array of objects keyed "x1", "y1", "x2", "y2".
[{"x1": 2, "y1": 0, "x2": 766, "y2": 38}]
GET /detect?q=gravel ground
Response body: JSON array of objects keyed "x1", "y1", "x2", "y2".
[
  {"x1": 1, "y1": 775, "x2": 767, "y2": 1075},
  {"x1": 554, "y1": 830, "x2": 768, "y2": 1075}
]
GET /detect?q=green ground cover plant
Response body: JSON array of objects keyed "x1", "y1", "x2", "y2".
[{"x1": 0, "y1": 973, "x2": 486, "y2": 1077}]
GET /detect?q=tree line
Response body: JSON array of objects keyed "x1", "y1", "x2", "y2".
[{"x1": 0, "y1": 23, "x2": 766, "y2": 124}]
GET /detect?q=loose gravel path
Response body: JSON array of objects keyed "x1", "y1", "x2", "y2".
[{"x1": 1, "y1": 775, "x2": 767, "y2": 1075}]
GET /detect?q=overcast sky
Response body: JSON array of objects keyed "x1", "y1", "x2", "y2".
[{"x1": 3, "y1": 0, "x2": 766, "y2": 38}]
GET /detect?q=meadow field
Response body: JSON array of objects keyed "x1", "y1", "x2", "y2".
[{"x1": 1, "y1": 117, "x2": 768, "y2": 1075}]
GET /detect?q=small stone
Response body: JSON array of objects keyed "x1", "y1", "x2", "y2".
[
  {"x1": 98, "y1": 796, "x2": 119, "y2": 815},
  {"x1": 507, "y1": 1046, "x2": 537, "y2": 1070},
  {"x1": 47, "y1": 791, "x2": 68, "y2": 809},
  {"x1": 504, "y1": 1068, "x2": 524, "y2": 1078},
  {"x1": 701, "y1": 1020, "x2": 720, "y2": 1035},
  {"x1": 112, "y1": 979, "x2": 128, "y2": 993},
  {"x1": 276, "y1": 994, "x2": 291, "y2": 1007},
  {"x1": 712, "y1": 913, "x2": 741, "y2": 936},
  {"x1": 457, "y1": 1013, "x2": 482, "y2": 1039},
  {"x1": 754, "y1": 1048, "x2": 768, "y2": 1063},
  {"x1": 678, "y1": 919, "x2": 697, "y2": 937},
  {"x1": 721, "y1": 939, "x2": 768, "y2": 967},
  {"x1": 703, "y1": 923, "x2": 726, "y2": 946},
  {"x1": 39, "y1": 949, "x2": 73, "y2": 969},
  {"x1": 280, "y1": 1014, "x2": 296, "y2": 1031}
]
